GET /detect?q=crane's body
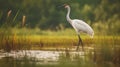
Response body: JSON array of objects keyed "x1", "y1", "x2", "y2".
[
  {"x1": 69, "y1": 19, "x2": 94, "y2": 38},
  {"x1": 64, "y1": 4, "x2": 94, "y2": 51}
]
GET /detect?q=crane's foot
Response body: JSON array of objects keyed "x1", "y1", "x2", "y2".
[
  {"x1": 76, "y1": 46, "x2": 79, "y2": 51},
  {"x1": 76, "y1": 46, "x2": 84, "y2": 51}
]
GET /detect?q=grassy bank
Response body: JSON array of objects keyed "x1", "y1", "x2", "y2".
[{"x1": 0, "y1": 28, "x2": 120, "y2": 51}]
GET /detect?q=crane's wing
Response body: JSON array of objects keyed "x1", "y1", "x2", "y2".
[{"x1": 71, "y1": 19, "x2": 94, "y2": 38}]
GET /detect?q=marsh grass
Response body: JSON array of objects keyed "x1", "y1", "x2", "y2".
[
  {"x1": 0, "y1": 28, "x2": 120, "y2": 50},
  {"x1": 92, "y1": 36, "x2": 120, "y2": 64}
]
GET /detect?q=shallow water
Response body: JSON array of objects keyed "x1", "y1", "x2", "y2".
[
  {"x1": 0, "y1": 50, "x2": 84, "y2": 61},
  {"x1": 0, "y1": 50, "x2": 85, "y2": 64},
  {"x1": 0, "y1": 50, "x2": 119, "y2": 67}
]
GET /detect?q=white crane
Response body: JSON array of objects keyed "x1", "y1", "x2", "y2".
[{"x1": 63, "y1": 4, "x2": 94, "y2": 51}]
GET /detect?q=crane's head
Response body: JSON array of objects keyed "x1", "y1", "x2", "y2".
[
  {"x1": 58, "y1": 4, "x2": 69, "y2": 8},
  {"x1": 63, "y1": 4, "x2": 69, "y2": 8}
]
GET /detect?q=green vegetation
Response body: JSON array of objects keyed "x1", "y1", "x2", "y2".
[
  {"x1": 0, "y1": 27, "x2": 120, "y2": 51},
  {"x1": 0, "y1": 0, "x2": 120, "y2": 34}
]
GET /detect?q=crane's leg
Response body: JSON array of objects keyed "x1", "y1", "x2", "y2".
[
  {"x1": 76, "y1": 34, "x2": 84, "y2": 51},
  {"x1": 76, "y1": 35, "x2": 80, "y2": 51}
]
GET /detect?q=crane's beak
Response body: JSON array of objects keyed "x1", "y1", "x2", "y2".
[
  {"x1": 58, "y1": 4, "x2": 68, "y2": 8},
  {"x1": 58, "y1": 4, "x2": 65, "y2": 8}
]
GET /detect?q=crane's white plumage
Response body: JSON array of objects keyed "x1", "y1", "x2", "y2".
[
  {"x1": 71, "y1": 19, "x2": 94, "y2": 38},
  {"x1": 64, "y1": 4, "x2": 94, "y2": 38}
]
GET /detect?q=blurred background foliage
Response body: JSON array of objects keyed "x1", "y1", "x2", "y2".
[{"x1": 0, "y1": 0, "x2": 120, "y2": 35}]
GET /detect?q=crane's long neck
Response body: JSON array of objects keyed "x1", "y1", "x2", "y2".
[{"x1": 66, "y1": 6, "x2": 72, "y2": 23}]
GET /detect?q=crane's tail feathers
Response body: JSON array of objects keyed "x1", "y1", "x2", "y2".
[{"x1": 90, "y1": 32, "x2": 94, "y2": 38}]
